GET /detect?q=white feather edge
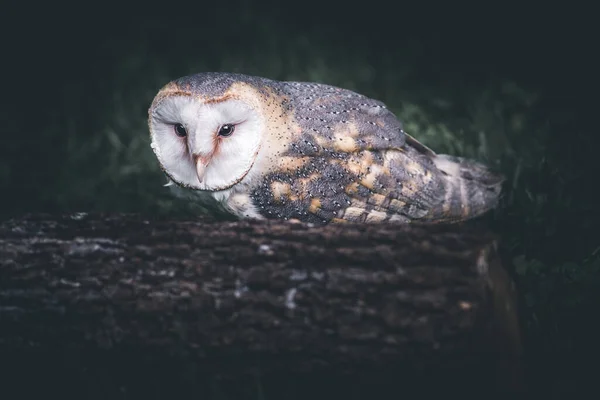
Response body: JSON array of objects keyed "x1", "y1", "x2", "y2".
[{"x1": 432, "y1": 154, "x2": 461, "y2": 178}]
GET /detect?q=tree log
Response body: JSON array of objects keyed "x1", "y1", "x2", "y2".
[{"x1": 0, "y1": 213, "x2": 523, "y2": 398}]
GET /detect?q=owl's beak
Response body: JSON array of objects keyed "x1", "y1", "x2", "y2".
[
  {"x1": 193, "y1": 154, "x2": 207, "y2": 183},
  {"x1": 196, "y1": 160, "x2": 206, "y2": 183}
]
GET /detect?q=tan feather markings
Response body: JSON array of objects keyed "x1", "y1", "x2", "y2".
[
  {"x1": 309, "y1": 198, "x2": 322, "y2": 214},
  {"x1": 340, "y1": 206, "x2": 368, "y2": 222},
  {"x1": 389, "y1": 199, "x2": 407, "y2": 211},
  {"x1": 344, "y1": 182, "x2": 361, "y2": 196},
  {"x1": 345, "y1": 151, "x2": 374, "y2": 175},
  {"x1": 333, "y1": 121, "x2": 361, "y2": 138},
  {"x1": 404, "y1": 159, "x2": 429, "y2": 183},
  {"x1": 345, "y1": 158, "x2": 363, "y2": 176},
  {"x1": 203, "y1": 94, "x2": 234, "y2": 104},
  {"x1": 330, "y1": 217, "x2": 349, "y2": 223},
  {"x1": 293, "y1": 173, "x2": 322, "y2": 202},
  {"x1": 399, "y1": 180, "x2": 417, "y2": 199},
  {"x1": 333, "y1": 136, "x2": 359, "y2": 152},
  {"x1": 360, "y1": 174, "x2": 376, "y2": 190},
  {"x1": 252, "y1": 86, "x2": 307, "y2": 174},
  {"x1": 271, "y1": 181, "x2": 292, "y2": 202},
  {"x1": 365, "y1": 210, "x2": 389, "y2": 223},
  {"x1": 360, "y1": 164, "x2": 389, "y2": 191},
  {"x1": 459, "y1": 180, "x2": 470, "y2": 218},
  {"x1": 149, "y1": 82, "x2": 192, "y2": 113},
  {"x1": 443, "y1": 183, "x2": 453, "y2": 213},
  {"x1": 277, "y1": 156, "x2": 312, "y2": 172},
  {"x1": 311, "y1": 134, "x2": 329, "y2": 148},
  {"x1": 389, "y1": 214, "x2": 410, "y2": 223},
  {"x1": 203, "y1": 82, "x2": 269, "y2": 108},
  {"x1": 366, "y1": 193, "x2": 391, "y2": 208}
]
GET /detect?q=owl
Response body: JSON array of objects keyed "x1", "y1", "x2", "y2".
[{"x1": 148, "y1": 72, "x2": 504, "y2": 225}]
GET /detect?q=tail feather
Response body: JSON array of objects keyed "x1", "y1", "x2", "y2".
[
  {"x1": 401, "y1": 133, "x2": 504, "y2": 223},
  {"x1": 427, "y1": 154, "x2": 504, "y2": 222}
]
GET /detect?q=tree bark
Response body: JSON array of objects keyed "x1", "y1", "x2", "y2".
[{"x1": 0, "y1": 213, "x2": 523, "y2": 398}]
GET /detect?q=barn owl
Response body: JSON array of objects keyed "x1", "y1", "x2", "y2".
[{"x1": 148, "y1": 72, "x2": 503, "y2": 225}]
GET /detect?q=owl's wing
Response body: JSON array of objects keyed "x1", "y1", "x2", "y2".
[
  {"x1": 282, "y1": 81, "x2": 407, "y2": 154},
  {"x1": 278, "y1": 82, "x2": 503, "y2": 224}
]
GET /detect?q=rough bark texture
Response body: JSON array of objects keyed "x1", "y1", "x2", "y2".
[{"x1": 0, "y1": 213, "x2": 523, "y2": 398}]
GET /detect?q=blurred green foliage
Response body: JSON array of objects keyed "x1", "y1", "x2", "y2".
[{"x1": 1, "y1": 6, "x2": 598, "y2": 395}]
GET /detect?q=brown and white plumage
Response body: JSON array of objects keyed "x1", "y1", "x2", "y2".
[{"x1": 148, "y1": 72, "x2": 504, "y2": 225}]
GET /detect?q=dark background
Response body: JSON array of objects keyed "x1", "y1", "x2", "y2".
[{"x1": 2, "y1": 1, "x2": 598, "y2": 397}]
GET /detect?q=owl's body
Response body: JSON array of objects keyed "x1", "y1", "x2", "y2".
[{"x1": 149, "y1": 73, "x2": 503, "y2": 225}]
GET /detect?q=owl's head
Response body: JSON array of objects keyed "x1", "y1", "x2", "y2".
[{"x1": 148, "y1": 73, "x2": 270, "y2": 191}]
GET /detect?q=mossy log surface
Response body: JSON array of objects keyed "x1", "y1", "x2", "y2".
[{"x1": 0, "y1": 213, "x2": 523, "y2": 397}]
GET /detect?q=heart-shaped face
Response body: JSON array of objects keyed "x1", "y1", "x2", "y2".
[{"x1": 149, "y1": 94, "x2": 264, "y2": 192}]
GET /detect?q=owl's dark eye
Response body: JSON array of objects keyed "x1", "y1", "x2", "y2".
[
  {"x1": 218, "y1": 124, "x2": 235, "y2": 137},
  {"x1": 174, "y1": 123, "x2": 187, "y2": 137}
]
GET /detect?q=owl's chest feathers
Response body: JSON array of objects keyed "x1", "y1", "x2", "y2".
[{"x1": 207, "y1": 179, "x2": 260, "y2": 220}]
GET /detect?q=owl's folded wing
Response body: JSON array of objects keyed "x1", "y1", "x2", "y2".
[
  {"x1": 273, "y1": 82, "x2": 503, "y2": 224},
  {"x1": 282, "y1": 81, "x2": 408, "y2": 156}
]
